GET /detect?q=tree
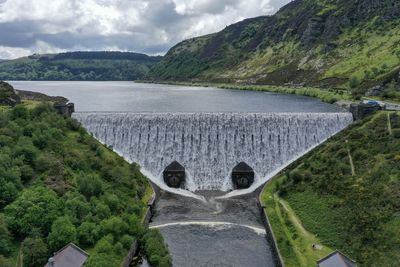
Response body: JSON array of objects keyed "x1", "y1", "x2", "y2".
[
  {"x1": 22, "y1": 237, "x2": 48, "y2": 267},
  {"x1": 4, "y1": 187, "x2": 61, "y2": 236},
  {"x1": 0, "y1": 215, "x2": 12, "y2": 255},
  {"x1": 84, "y1": 235, "x2": 121, "y2": 267},
  {"x1": 11, "y1": 106, "x2": 29, "y2": 120},
  {"x1": 100, "y1": 216, "x2": 129, "y2": 240},
  {"x1": 382, "y1": 79, "x2": 400, "y2": 100},
  {"x1": 91, "y1": 200, "x2": 111, "y2": 221},
  {"x1": 13, "y1": 138, "x2": 38, "y2": 165},
  {"x1": 0, "y1": 179, "x2": 19, "y2": 208},
  {"x1": 64, "y1": 193, "x2": 91, "y2": 223},
  {"x1": 48, "y1": 216, "x2": 77, "y2": 251},
  {"x1": 77, "y1": 222, "x2": 99, "y2": 247},
  {"x1": 349, "y1": 76, "x2": 365, "y2": 99},
  {"x1": 349, "y1": 76, "x2": 360, "y2": 89}
]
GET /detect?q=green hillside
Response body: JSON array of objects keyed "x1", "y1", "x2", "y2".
[
  {"x1": 0, "y1": 99, "x2": 170, "y2": 266},
  {"x1": 0, "y1": 51, "x2": 161, "y2": 81},
  {"x1": 150, "y1": 0, "x2": 400, "y2": 99},
  {"x1": 261, "y1": 111, "x2": 400, "y2": 266}
]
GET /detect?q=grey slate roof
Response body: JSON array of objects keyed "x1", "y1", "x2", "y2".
[
  {"x1": 317, "y1": 250, "x2": 357, "y2": 267},
  {"x1": 44, "y1": 243, "x2": 89, "y2": 267}
]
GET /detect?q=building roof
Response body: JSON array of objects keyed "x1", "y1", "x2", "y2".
[
  {"x1": 232, "y1": 162, "x2": 253, "y2": 173},
  {"x1": 164, "y1": 161, "x2": 185, "y2": 172},
  {"x1": 44, "y1": 243, "x2": 89, "y2": 267},
  {"x1": 317, "y1": 250, "x2": 357, "y2": 267}
]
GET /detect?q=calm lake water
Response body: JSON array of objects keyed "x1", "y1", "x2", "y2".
[{"x1": 8, "y1": 81, "x2": 344, "y2": 113}]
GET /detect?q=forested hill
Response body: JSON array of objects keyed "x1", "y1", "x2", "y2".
[
  {"x1": 150, "y1": 0, "x2": 400, "y2": 95},
  {"x1": 0, "y1": 82, "x2": 171, "y2": 266},
  {"x1": 0, "y1": 51, "x2": 162, "y2": 81}
]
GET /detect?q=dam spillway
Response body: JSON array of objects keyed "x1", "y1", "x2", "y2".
[{"x1": 73, "y1": 112, "x2": 353, "y2": 194}]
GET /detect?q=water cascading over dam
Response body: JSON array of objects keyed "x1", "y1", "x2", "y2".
[{"x1": 73, "y1": 112, "x2": 352, "y2": 194}]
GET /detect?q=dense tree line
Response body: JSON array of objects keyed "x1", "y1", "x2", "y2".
[
  {"x1": 0, "y1": 103, "x2": 170, "y2": 267},
  {"x1": 0, "y1": 52, "x2": 161, "y2": 81}
]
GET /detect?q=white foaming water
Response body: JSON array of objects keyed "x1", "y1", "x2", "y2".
[
  {"x1": 73, "y1": 112, "x2": 352, "y2": 197},
  {"x1": 149, "y1": 221, "x2": 267, "y2": 235}
]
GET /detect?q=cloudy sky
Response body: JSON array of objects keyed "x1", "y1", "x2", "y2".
[{"x1": 0, "y1": 0, "x2": 292, "y2": 59}]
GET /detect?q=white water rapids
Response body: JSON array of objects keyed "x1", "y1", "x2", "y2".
[{"x1": 73, "y1": 112, "x2": 352, "y2": 197}]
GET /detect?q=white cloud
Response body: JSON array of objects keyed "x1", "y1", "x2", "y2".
[
  {"x1": 0, "y1": 0, "x2": 292, "y2": 59},
  {"x1": 0, "y1": 46, "x2": 31, "y2": 59}
]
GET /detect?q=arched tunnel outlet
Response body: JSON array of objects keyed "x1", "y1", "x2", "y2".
[
  {"x1": 163, "y1": 161, "x2": 185, "y2": 188},
  {"x1": 232, "y1": 162, "x2": 255, "y2": 189}
]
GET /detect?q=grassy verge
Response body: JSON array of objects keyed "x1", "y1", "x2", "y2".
[
  {"x1": 140, "y1": 80, "x2": 352, "y2": 104},
  {"x1": 260, "y1": 179, "x2": 333, "y2": 266},
  {"x1": 1, "y1": 100, "x2": 43, "y2": 112}
]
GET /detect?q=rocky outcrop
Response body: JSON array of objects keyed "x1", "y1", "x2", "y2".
[
  {"x1": 53, "y1": 102, "x2": 75, "y2": 117},
  {"x1": 366, "y1": 85, "x2": 384, "y2": 97},
  {"x1": 16, "y1": 90, "x2": 68, "y2": 104},
  {"x1": 0, "y1": 81, "x2": 21, "y2": 106}
]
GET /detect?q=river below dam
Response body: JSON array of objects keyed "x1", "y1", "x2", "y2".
[
  {"x1": 149, "y1": 190, "x2": 274, "y2": 267},
  {"x1": 8, "y1": 81, "x2": 352, "y2": 266}
]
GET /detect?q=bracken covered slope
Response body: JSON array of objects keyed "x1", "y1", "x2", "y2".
[
  {"x1": 150, "y1": 0, "x2": 400, "y2": 91},
  {"x1": 262, "y1": 111, "x2": 400, "y2": 266}
]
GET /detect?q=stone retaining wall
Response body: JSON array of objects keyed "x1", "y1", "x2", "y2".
[{"x1": 258, "y1": 186, "x2": 285, "y2": 267}]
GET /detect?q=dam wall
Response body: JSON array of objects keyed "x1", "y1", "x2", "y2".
[{"x1": 73, "y1": 112, "x2": 353, "y2": 193}]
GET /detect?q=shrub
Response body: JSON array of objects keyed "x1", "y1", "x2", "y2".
[
  {"x1": 48, "y1": 216, "x2": 77, "y2": 251},
  {"x1": 77, "y1": 222, "x2": 99, "y2": 247},
  {"x1": 22, "y1": 237, "x2": 48, "y2": 267},
  {"x1": 64, "y1": 193, "x2": 91, "y2": 223},
  {"x1": 11, "y1": 106, "x2": 29, "y2": 120},
  {"x1": 77, "y1": 174, "x2": 103, "y2": 198},
  {"x1": 4, "y1": 187, "x2": 61, "y2": 236},
  {"x1": 31, "y1": 103, "x2": 53, "y2": 117},
  {"x1": 0, "y1": 180, "x2": 19, "y2": 208},
  {"x1": 142, "y1": 229, "x2": 172, "y2": 267},
  {"x1": 0, "y1": 215, "x2": 12, "y2": 255},
  {"x1": 20, "y1": 165, "x2": 34, "y2": 182},
  {"x1": 120, "y1": 234, "x2": 134, "y2": 250},
  {"x1": 91, "y1": 200, "x2": 111, "y2": 221},
  {"x1": 100, "y1": 216, "x2": 129, "y2": 240},
  {"x1": 13, "y1": 139, "x2": 38, "y2": 165}
]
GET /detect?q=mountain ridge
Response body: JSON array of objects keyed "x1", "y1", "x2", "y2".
[{"x1": 149, "y1": 0, "x2": 400, "y2": 98}]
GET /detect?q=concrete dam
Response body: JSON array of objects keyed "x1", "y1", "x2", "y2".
[{"x1": 73, "y1": 112, "x2": 353, "y2": 196}]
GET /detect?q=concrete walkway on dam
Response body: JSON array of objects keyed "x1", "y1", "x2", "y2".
[{"x1": 148, "y1": 190, "x2": 276, "y2": 267}]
